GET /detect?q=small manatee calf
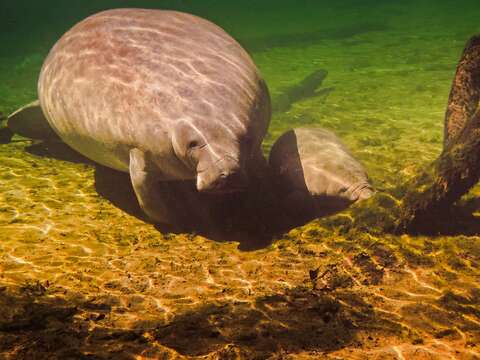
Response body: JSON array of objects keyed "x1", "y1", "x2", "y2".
[
  {"x1": 10, "y1": 8, "x2": 271, "y2": 225},
  {"x1": 269, "y1": 127, "x2": 373, "y2": 225}
]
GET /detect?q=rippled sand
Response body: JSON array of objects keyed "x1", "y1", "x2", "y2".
[{"x1": 1, "y1": 1, "x2": 480, "y2": 359}]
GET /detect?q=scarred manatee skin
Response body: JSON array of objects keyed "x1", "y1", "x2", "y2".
[
  {"x1": 269, "y1": 127, "x2": 373, "y2": 220},
  {"x1": 38, "y1": 8, "x2": 271, "y2": 180}
]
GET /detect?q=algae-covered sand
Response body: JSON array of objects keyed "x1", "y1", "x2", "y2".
[{"x1": 0, "y1": 0, "x2": 479, "y2": 359}]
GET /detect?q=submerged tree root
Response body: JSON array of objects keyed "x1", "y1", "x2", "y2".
[
  {"x1": 397, "y1": 34, "x2": 480, "y2": 233},
  {"x1": 397, "y1": 109, "x2": 480, "y2": 233},
  {"x1": 335, "y1": 35, "x2": 480, "y2": 235}
]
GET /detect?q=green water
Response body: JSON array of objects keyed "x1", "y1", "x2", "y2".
[{"x1": 1, "y1": 1, "x2": 480, "y2": 359}]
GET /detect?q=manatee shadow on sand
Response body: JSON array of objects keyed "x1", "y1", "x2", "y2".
[
  {"x1": 0, "y1": 283, "x2": 403, "y2": 359},
  {"x1": 26, "y1": 141, "x2": 146, "y2": 221},
  {"x1": 25, "y1": 141, "x2": 95, "y2": 165},
  {"x1": 24, "y1": 141, "x2": 284, "y2": 250},
  {"x1": 95, "y1": 166, "x2": 282, "y2": 251},
  {"x1": 93, "y1": 165, "x2": 147, "y2": 221}
]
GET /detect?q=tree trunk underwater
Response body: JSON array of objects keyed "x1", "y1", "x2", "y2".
[
  {"x1": 396, "y1": 35, "x2": 480, "y2": 233},
  {"x1": 329, "y1": 35, "x2": 480, "y2": 235},
  {"x1": 443, "y1": 35, "x2": 480, "y2": 147},
  {"x1": 397, "y1": 108, "x2": 480, "y2": 233}
]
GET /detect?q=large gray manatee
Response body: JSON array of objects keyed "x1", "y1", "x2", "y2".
[
  {"x1": 36, "y1": 9, "x2": 271, "y2": 224},
  {"x1": 269, "y1": 127, "x2": 373, "y2": 224}
]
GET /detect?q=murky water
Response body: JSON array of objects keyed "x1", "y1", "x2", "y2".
[{"x1": 0, "y1": 1, "x2": 479, "y2": 358}]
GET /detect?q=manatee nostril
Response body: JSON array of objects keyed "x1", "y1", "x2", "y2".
[
  {"x1": 214, "y1": 177, "x2": 227, "y2": 189},
  {"x1": 201, "y1": 170, "x2": 248, "y2": 193}
]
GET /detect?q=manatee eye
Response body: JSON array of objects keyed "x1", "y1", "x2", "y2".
[{"x1": 188, "y1": 140, "x2": 199, "y2": 149}]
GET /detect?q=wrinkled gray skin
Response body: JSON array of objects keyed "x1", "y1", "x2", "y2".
[
  {"x1": 269, "y1": 127, "x2": 373, "y2": 222},
  {"x1": 37, "y1": 9, "x2": 271, "y2": 224}
]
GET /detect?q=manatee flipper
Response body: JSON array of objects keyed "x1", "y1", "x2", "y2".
[
  {"x1": 7, "y1": 100, "x2": 60, "y2": 141},
  {"x1": 129, "y1": 148, "x2": 219, "y2": 228},
  {"x1": 129, "y1": 148, "x2": 173, "y2": 225}
]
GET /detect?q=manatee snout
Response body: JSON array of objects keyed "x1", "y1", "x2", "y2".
[
  {"x1": 196, "y1": 157, "x2": 248, "y2": 193},
  {"x1": 172, "y1": 119, "x2": 254, "y2": 194},
  {"x1": 345, "y1": 182, "x2": 374, "y2": 202}
]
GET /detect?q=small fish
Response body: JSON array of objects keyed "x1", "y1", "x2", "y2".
[{"x1": 272, "y1": 70, "x2": 334, "y2": 113}]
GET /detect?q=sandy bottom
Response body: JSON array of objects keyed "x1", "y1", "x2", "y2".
[{"x1": 1, "y1": 2, "x2": 480, "y2": 358}]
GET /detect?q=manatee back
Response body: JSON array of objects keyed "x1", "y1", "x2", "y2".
[
  {"x1": 38, "y1": 9, "x2": 271, "y2": 171},
  {"x1": 269, "y1": 127, "x2": 373, "y2": 219}
]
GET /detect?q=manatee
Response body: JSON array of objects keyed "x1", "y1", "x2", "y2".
[
  {"x1": 269, "y1": 127, "x2": 373, "y2": 224},
  {"x1": 31, "y1": 8, "x2": 270, "y2": 225}
]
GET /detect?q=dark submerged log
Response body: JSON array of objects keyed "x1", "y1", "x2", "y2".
[
  {"x1": 444, "y1": 35, "x2": 480, "y2": 147},
  {"x1": 396, "y1": 35, "x2": 480, "y2": 233},
  {"x1": 397, "y1": 108, "x2": 480, "y2": 233}
]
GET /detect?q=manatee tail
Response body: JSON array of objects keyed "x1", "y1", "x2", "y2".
[
  {"x1": 6, "y1": 100, "x2": 60, "y2": 142},
  {"x1": 444, "y1": 35, "x2": 480, "y2": 147},
  {"x1": 0, "y1": 112, "x2": 13, "y2": 143}
]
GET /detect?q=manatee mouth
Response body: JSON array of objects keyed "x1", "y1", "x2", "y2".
[
  {"x1": 347, "y1": 182, "x2": 374, "y2": 201},
  {"x1": 196, "y1": 170, "x2": 248, "y2": 194},
  {"x1": 196, "y1": 155, "x2": 248, "y2": 194}
]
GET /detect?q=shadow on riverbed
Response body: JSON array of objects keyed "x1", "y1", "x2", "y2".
[
  {"x1": 241, "y1": 22, "x2": 389, "y2": 52},
  {"x1": 24, "y1": 140, "x2": 480, "y2": 243},
  {"x1": 0, "y1": 283, "x2": 402, "y2": 359},
  {"x1": 25, "y1": 141, "x2": 280, "y2": 250}
]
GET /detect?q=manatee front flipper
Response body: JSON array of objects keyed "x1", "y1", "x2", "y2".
[
  {"x1": 129, "y1": 148, "x2": 174, "y2": 225},
  {"x1": 6, "y1": 100, "x2": 60, "y2": 141},
  {"x1": 129, "y1": 148, "x2": 218, "y2": 229}
]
